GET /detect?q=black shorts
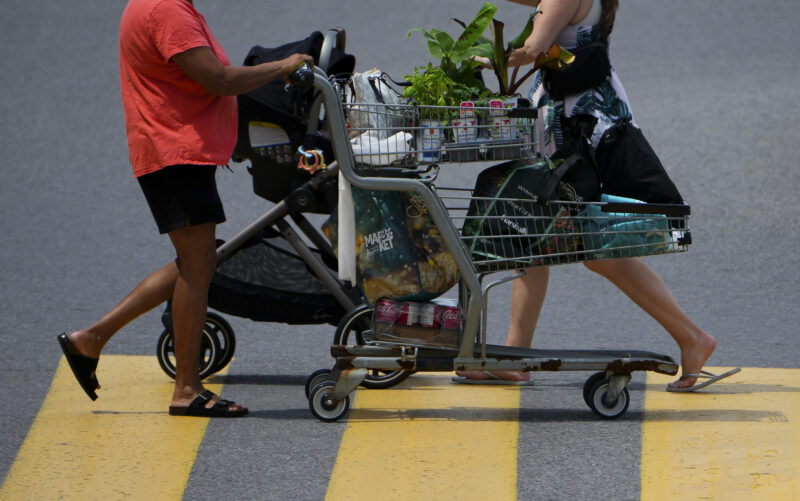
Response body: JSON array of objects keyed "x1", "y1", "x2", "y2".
[{"x1": 137, "y1": 164, "x2": 226, "y2": 234}]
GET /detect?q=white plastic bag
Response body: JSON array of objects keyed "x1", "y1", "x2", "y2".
[{"x1": 350, "y1": 130, "x2": 412, "y2": 166}]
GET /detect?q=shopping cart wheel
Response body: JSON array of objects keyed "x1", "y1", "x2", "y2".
[
  {"x1": 586, "y1": 378, "x2": 630, "y2": 419},
  {"x1": 582, "y1": 372, "x2": 607, "y2": 407},
  {"x1": 204, "y1": 312, "x2": 236, "y2": 374},
  {"x1": 304, "y1": 368, "x2": 334, "y2": 398},
  {"x1": 156, "y1": 326, "x2": 220, "y2": 380},
  {"x1": 334, "y1": 305, "x2": 413, "y2": 389},
  {"x1": 308, "y1": 381, "x2": 350, "y2": 422}
]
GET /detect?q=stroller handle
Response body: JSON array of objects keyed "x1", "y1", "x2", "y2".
[{"x1": 289, "y1": 63, "x2": 315, "y2": 87}]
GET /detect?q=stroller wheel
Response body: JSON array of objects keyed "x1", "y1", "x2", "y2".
[
  {"x1": 333, "y1": 305, "x2": 413, "y2": 389},
  {"x1": 156, "y1": 325, "x2": 220, "y2": 380},
  {"x1": 204, "y1": 312, "x2": 236, "y2": 374}
]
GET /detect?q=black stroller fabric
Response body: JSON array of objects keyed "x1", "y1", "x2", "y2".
[
  {"x1": 208, "y1": 233, "x2": 359, "y2": 325},
  {"x1": 232, "y1": 32, "x2": 355, "y2": 212},
  {"x1": 241, "y1": 31, "x2": 355, "y2": 124}
]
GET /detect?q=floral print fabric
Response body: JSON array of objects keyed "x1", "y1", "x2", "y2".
[{"x1": 529, "y1": 17, "x2": 635, "y2": 157}]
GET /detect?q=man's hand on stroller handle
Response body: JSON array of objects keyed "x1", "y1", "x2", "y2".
[{"x1": 281, "y1": 53, "x2": 314, "y2": 82}]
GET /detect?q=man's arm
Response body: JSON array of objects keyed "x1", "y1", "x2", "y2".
[{"x1": 172, "y1": 47, "x2": 313, "y2": 96}]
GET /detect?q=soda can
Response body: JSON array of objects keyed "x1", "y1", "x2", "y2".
[
  {"x1": 375, "y1": 299, "x2": 401, "y2": 324},
  {"x1": 399, "y1": 301, "x2": 419, "y2": 326},
  {"x1": 440, "y1": 306, "x2": 463, "y2": 330},
  {"x1": 418, "y1": 303, "x2": 436, "y2": 328}
]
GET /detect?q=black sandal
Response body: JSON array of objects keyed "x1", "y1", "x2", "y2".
[
  {"x1": 169, "y1": 390, "x2": 249, "y2": 417},
  {"x1": 57, "y1": 332, "x2": 99, "y2": 401}
]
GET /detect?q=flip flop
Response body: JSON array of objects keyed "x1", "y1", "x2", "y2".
[
  {"x1": 666, "y1": 367, "x2": 742, "y2": 393},
  {"x1": 451, "y1": 371, "x2": 535, "y2": 386},
  {"x1": 169, "y1": 390, "x2": 249, "y2": 417},
  {"x1": 57, "y1": 332, "x2": 99, "y2": 401}
]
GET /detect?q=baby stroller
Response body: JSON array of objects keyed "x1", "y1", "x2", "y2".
[{"x1": 155, "y1": 29, "x2": 403, "y2": 387}]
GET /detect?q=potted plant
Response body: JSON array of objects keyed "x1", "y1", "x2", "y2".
[
  {"x1": 406, "y1": 3, "x2": 497, "y2": 92},
  {"x1": 402, "y1": 64, "x2": 477, "y2": 160},
  {"x1": 405, "y1": 3, "x2": 500, "y2": 157}
]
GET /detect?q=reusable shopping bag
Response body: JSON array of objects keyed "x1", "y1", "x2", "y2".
[
  {"x1": 578, "y1": 194, "x2": 672, "y2": 259},
  {"x1": 595, "y1": 120, "x2": 684, "y2": 205},
  {"x1": 462, "y1": 157, "x2": 583, "y2": 267},
  {"x1": 333, "y1": 188, "x2": 458, "y2": 305}
]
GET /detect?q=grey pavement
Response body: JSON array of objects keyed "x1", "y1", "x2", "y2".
[{"x1": 1, "y1": 1, "x2": 798, "y2": 499}]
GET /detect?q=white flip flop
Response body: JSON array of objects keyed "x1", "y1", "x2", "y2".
[{"x1": 666, "y1": 367, "x2": 742, "y2": 393}]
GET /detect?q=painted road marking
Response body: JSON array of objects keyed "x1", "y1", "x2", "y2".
[
  {"x1": 5, "y1": 363, "x2": 798, "y2": 500},
  {"x1": 325, "y1": 373, "x2": 521, "y2": 501},
  {"x1": 0, "y1": 355, "x2": 224, "y2": 501},
  {"x1": 641, "y1": 367, "x2": 800, "y2": 500}
]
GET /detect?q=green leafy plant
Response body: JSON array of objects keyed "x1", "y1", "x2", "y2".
[
  {"x1": 402, "y1": 64, "x2": 476, "y2": 120},
  {"x1": 406, "y1": 2, "x2": 497, "y2": 92},
  {"x1": 459, "y1": 8, "x2": 539, "y2": 97}
]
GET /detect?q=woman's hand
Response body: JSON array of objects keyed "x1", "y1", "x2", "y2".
[{"x1": 469, "y1": 55, "x2": 494, "y2": 70}]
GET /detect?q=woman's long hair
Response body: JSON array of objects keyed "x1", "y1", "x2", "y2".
[{"x1": 600, "y1": 0, "x2": 619, "y2": 37}]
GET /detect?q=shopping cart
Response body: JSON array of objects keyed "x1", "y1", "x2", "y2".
[{"x1": 294, "y1": 65, "x2": 689, "y2": 421}]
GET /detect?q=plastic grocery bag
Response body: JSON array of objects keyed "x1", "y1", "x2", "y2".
[
  {"x1": 350, "y1": 130, "x2": 412, "y2": 166},
  {"x1": 344, "y1": 68, "x2": 406, "y2": 139}
]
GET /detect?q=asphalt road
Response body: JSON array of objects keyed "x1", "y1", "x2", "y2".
[{"x1": 1, "y1": 1, "x2": 798, "y2": 499}]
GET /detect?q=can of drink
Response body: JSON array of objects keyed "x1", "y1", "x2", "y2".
[
  {"x1": 398, "y1": 301, "x2": 419, "y2": 326},
  {"x1": 375, "y1": 299, "x2": 401, "y2": 325},
  {"x1": 440, "y1": 306, "x2": 463, "y2": 331},
  {"x1": 418, "y1": 303, "x2": 436, "y2": 328}
]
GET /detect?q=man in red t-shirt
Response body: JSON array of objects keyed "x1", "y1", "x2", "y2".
[{"x1": 58, "y1": 0, "x2": 313, "y2": 417}]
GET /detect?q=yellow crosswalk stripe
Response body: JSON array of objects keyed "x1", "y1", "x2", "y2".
[
  {"x1": 641, "y1": 367, "x2": 800, "y2": 500},
  {"x1": 0, "y1": 355, "x2": 223, "y2": 501},
  {"x1": 7, "y1": 360, "x2": 798, "y2": 500},
  {"x1": 325, "y1": 373, "x2": 521, "y2": 501}
]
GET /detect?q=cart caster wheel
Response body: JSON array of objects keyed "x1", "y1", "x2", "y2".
[
  {"x1": 334, "y1": 305, "x2": 412, "y2": 389},
  {"x1": 204, "y1": 312, "x2": 236, "y2": 374},
  {"x1": 587, "y1": 378, "x2": 630, "y2": 419},
  {"x1": 309, "y1": 382, "x2": 350, "y2": 422},
  {"x1": 156, "y1": 327, "x2": 219, "y2": 380},
  {"x1": 582, "y1": 372, "x2": 607, "y2": 407},
  {"x1": 305, "y1": 369, "x2": 334, "y2": 398}
]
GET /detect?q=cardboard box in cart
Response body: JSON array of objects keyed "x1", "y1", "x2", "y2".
[{"x1": 372, "y1": 298, "x2": 463, "y2": 348}]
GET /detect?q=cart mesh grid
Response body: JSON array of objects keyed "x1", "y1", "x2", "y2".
[
  {"x1": 439, "y1": 189, "x2": 691, "y2": 273},
  {"x1": 343, "y1": 101, "x2": 537, "y2": 167},
  {"x1": 340, "y1": 99, "x2": 690, "y2": 274}
]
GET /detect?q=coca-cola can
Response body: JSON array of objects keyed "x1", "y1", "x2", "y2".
[
  {"x1": 440, "y1": 306, "x2": 463, "y2": 330},
  {"x1": 398, "y1": 301, "x2": 418, "y2": 326},
  {"x1": 375, "y1": 299, "x2": 401, "y2": 324},
  {"x1": 418, "y1": 303, "x2": 437, "y2": 328}
]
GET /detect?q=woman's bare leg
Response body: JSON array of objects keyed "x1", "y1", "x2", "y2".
[
  {"x1": 583, "y1": 258, "x2": 716, "y2": 389},
  {"x1": 456, "y1": 267, "x2": 550, "y2": 381}
]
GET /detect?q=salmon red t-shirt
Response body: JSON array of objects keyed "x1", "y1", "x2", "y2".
[{"x1": 119, "y1": 0, "x2": 237, "y2": 177}]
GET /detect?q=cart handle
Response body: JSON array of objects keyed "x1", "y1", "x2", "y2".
[{"x1": 601, "y1": 202, "x2": 690, "y2": 217}]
